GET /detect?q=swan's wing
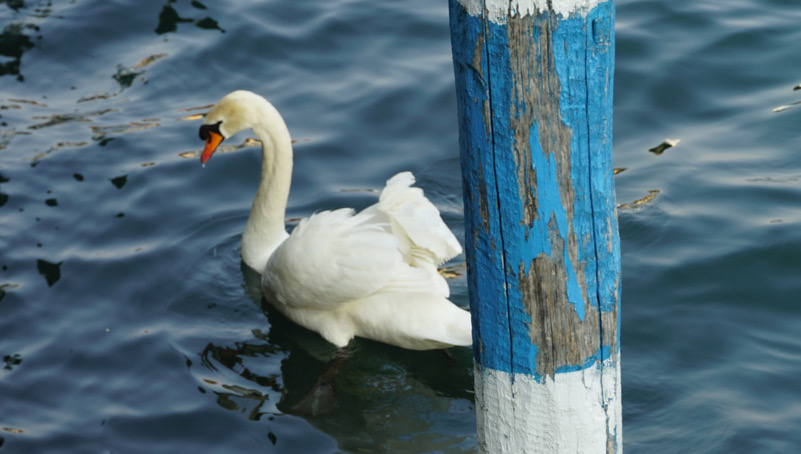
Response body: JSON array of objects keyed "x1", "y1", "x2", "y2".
[
  {"x1": 262, "y1": 208, "x2": 402, "y2": 310},
  {"x1": 376, "y1": 261, "x2": 451, "y2": 298},
  {"x1": 378, "y1": 172, "x2": 462, "y2": 267}
]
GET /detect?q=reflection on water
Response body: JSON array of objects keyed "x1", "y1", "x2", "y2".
[
  {"x1": 618, "y1": 189, "x2": 659, "y2": 210},
  {"x1": 2, "y1": 90, "x2": 169, "y2": 166},
  {"x1": 28, "y1": 108, "x2": 116, "y2": 130},
  {"x1": 0, "y1": 19, "x2": 36, "y2": 81},
  {"x1": 648, "y1": 138, "x2": 680, "y2": 155},
  {"x1": 155, "y1": 0, "x2": 224, "y2": 35},
  {"x1": 109, "y1": 175, "x2": 127, "y2": 189},
  {"x1": 91, "y1": 120, "x2": 160, "y2": 141},
  {"x1": 35, "y1": 258, "x2": 61, "y2": 287},
  {"x1": 197, "y1": 321, "x2": 476, "y2": 452},
  {"x1": 3, "y1": 352, "x2": 22, "y2": 371},
  {"x1": 81, "y1": 54, "x2": 170, "y2": 103},
  {"x1": 0, "y1": 0, "x2": 57, "y2": 82},
  {"x1": 0, "y1": 172, "x2": 7, "y2": 208},
  {"x1": 178, "y1": 255, "x2": 477, "y2": 452},
  {"x1": 772, "y1": 82, "x2": 801, "y2": 112},
  {"x1": 179, "y1": 137, "x2": 262, "y2": 160},
  {"x1": 199, "y1": 331, "x2": 283, "y2": 421}
]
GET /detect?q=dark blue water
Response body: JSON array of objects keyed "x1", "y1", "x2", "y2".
[{"x1": 1, "y1": 0, "x2": 799, "y2": 452}]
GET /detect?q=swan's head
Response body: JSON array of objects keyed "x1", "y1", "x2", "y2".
[{"x1": 198, "y1": 90, "x2": 267, "y2": 164}]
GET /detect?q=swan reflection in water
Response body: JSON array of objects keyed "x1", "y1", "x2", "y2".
[{"x1": 196, "y1": 265, "x2": 475, "y2": 451}]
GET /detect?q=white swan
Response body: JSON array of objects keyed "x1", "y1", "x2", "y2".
[{"x1": 198, "y1": 90, "x2": 471, "y2": 350}]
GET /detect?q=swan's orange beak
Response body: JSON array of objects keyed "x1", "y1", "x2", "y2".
[{"x1": 201, "y1": 131, "x2": 224, "y2": 164}]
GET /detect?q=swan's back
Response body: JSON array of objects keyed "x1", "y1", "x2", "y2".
[{"x1": 261, "y1": 172, "x2": 471, "y2": 349}]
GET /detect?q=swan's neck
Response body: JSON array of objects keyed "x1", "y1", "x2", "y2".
[{"x1": 241, "y1": 107, "x2": 293, "y2": 272}]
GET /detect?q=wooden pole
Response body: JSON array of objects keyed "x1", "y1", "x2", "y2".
[{"x1": 448, "y1": 1, "x2": 620, "y2": 452}]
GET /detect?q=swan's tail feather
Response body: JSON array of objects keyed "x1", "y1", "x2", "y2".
[{"x1": 378, "y1": 172, "x2": 462, "y2": 268}]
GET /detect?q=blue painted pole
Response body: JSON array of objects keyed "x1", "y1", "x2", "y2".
[{"x1": 448, "y1": 1, "x2": 620, "y2": 452}]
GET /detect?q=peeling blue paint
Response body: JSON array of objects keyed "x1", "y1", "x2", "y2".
[
  {"x1": 555, "y1": 345, "x2": 613, "y2": 375},
  {"x1": 449, "y1": 0, "x2": 619, "y2": 381}
]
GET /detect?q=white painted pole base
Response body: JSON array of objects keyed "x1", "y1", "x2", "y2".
[{"x1": 475, "y1": 355, "x2": 622, "y2": 453}]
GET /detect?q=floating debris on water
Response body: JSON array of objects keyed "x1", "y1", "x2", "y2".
[
  {"x1": 794, "y1": 83, "x2": 801, "y2": 91},
  {"x1": 618, "y1": 189, "x2": 660, "y2": 210},
  {"x1": 613, "y1": 167, "x2": 627, "y2": 175},
  {"x1": 648, "y1": 139, "x2": 680, "y2": 155}
]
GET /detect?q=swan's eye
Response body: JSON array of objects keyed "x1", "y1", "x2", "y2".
[{"x1": 199, "y1": 121, "x2": 223, "y2": 141}]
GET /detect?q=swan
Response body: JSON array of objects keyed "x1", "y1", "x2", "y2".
[{"x1": 198, "y1": 90, "x2": 472, "y2": 350}]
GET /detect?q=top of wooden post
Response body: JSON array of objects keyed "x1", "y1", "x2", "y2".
[{"x1": 458, "y1": 0, "x2": 605, "y2": 23}]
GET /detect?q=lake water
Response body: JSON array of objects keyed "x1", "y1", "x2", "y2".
[{"x1": 1, "y1": 0, "x2": 800, "y2": 452}]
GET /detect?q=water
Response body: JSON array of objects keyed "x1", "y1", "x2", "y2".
[{"x1": 1, "y1": 0, "x2": 799, "y2": 452}]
